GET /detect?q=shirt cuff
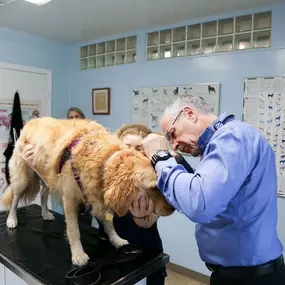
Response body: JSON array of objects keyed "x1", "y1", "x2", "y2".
[{"x1": 155, "y1": 157, "x2": 178, "y2": 174}]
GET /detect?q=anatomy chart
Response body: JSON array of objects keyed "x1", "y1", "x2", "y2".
[
  {"x1": 131, "y1": 83, "x2": 220, "y2": 131},
  {"x1": 243, "y1": 76, "x2": 285, "y2": 197}
]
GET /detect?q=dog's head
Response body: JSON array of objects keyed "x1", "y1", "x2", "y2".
[{"x1": 103, "y1": 149, "x2": 175, "y2": 217}]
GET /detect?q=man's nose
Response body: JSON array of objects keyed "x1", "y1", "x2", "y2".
[{"x1": 171, "y1": 141, "x2": 178, "y2": 151}]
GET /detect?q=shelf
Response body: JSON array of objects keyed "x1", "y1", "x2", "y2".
[
  {"x1": 96, "y1": 55, "x2": 105, "y2": 68},
  {"x1": 160, "y1": 29, "x2": 172, "y2": 44},
  {"x1": 173, "y1": 42, "x2": 186, "y2": 57},
  {"x1": 218, "y1": 36, "x2": 233, "y2": 52},
  {"x1": 160, "y1": 44, "x2": 172, "y2": 59},
  {"x1": 88, "y1": 57, "x2": 96, "y2": 69},
  {"x1": 80, "y1": 35, "x2": 137, "y2": 69},
  {"x1": 147, "y1": 32, "x2": 159, "y2": 46},
  {"x1": 106, "y1": 53, "x2": 115, "y2": 66},
  {"x1": 97, "y1": 42, "x2": 106, "y2": 55},
  {"x1": 145, "y1": 10, "x2": 272, "y2": 62},
  {"x1": 253, "y1": 30, "x2": 271, "y2": 48},
  {"x1": 202, "y1": 38, "x2": 217, "y2": 54},
  {"x1": 235, "y1": 33, "x2": 252, "y2": 50},
  {"x1": 116, "y1": 38, "x2": 126, "y2": 52},
  {"x1": 80, "y1": 46, "x2": 88, "y2": 58},
  {"x1": 147, "y1": 46, "x2": 159, "y2": 61},
  {"x1": 187, "y1": 23, "x2": 201, "y2": 40},
  {"x1": 254, "y1": 11, "x2": 271, "y2": 30},
  {"x1": 187, "y1": 40, "x2": 200, "y2": 56},
  {"x1": 126, "y1": 50, "x2": 136, "y2": 64},
  {"x1": 173, "y1": 27, "x2": 186, "y2": 42},
  {"x1": 218, "y1": 18, "x2": 233, "y2": 35},
  {"x1": 235, "y1": 14, "x2": 252, "y2": 33},
  {"x1": 202, "y1": 21, "x2": 217, "y2": 38},
  {"x1": 127, "y1": 36, "x2": 137, "y2": 49},
  {"x1": 107, "y1": 40, "x2": 115, "y2": 53},
  {"x1": 88, "y1": 44, "x2": 96, "y2": 57},
  {"x1": 80, "y1": 58, "x2": 87, "y2": 70}
]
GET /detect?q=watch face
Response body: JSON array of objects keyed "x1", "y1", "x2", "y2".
[{"x1": 157, "y1": 150, "x2": 169, "y2": 158}]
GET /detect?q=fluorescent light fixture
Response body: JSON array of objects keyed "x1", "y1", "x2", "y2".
[{"x1": 25, "y1": 0, "x2": 52, "y2": 6}]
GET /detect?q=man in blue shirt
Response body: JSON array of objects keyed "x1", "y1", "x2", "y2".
[{"x1": 141, "y1": 95, "x2": 285, "y2": 285}]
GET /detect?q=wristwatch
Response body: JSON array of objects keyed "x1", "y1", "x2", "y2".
[{"x1": 151, "y1": 150, "x2": 173, "y2": 168}]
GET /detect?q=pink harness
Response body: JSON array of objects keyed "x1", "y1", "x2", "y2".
[{"x1": 58, "y1": 138, "x2": 85, "y2": 193}]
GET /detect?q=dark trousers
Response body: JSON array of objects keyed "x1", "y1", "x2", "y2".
[
  {"x1": 97, "y1": 216, "x2": 166, "y2": 285},
  {"x1": 210, "y1": 264, "x2": 285, "y2": 285}
]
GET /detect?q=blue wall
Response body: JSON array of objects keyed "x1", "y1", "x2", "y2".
[
  {"x1": 66, "y1": 3, "x2": 285, "y2": 275},
  {"x1": 0, "y1": 27, "x2": 70, "y2": 118}
]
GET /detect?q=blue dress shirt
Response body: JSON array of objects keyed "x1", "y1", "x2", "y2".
[{"x1": 155, "y1": 112, "x2": 283, "y2": 266}]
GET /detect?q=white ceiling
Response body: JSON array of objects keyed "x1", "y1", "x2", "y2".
[{"x1": 0, "y1": 0, "x2": 282, "y2": 43}]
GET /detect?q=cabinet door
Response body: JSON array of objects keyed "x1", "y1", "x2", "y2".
[
  {"x1": 5, "y1": 267, "x2": 28, "y2": 285},
  {"x1": 0, "y1": 263, "x2": 4, "y2": 285},
  {"x1": 135, "y1": 278, "x2": 146, "y2": 285}
]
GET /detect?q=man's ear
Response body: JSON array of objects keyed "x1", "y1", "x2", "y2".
[{"x1": 182, "y1": 106, "x2": 196, "y2": 122}]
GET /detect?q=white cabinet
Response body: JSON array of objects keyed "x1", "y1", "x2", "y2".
[
  {"x1": 4, "y1": 268, "x2": 27, "y2": 285},
  {"x1": 0, "y1": 264, "x2": 4, "y2": 285}
]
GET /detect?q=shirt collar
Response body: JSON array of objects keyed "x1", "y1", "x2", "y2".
[{"x1": 198, "y1": 112, "x2": 235, "y2": 154}]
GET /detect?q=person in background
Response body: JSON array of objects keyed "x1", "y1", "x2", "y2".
[
  {"x1": 95, "y1": 123, "x2": 167, "y2": 285},
  {"x1": 97, "y1": 123, "x2": 194, "y2": 285},
  {"x1": 67, "y1": 107, "x2": 86, "y2": 119},
  {"x1": 66, "y1": 107, "x2": 91, "y2": 225},
  {"x1": 141, "y1": 95, "x2": 285, "y2": 285}
]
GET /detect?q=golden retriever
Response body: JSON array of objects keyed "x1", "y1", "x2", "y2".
[{"x1": 1, "y1": 117, "x2": 174, "y2": 266}]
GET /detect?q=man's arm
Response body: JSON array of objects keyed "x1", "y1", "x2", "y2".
[{"x1": 155, "y1": 128, "x2": 253, "y2": 223}]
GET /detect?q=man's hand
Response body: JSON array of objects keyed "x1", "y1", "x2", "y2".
[
  {"x1": 130, "y1": 195, "x2": 157, "y2": 228},
  {"x1": 141, "y1": 134, "x2": 169, "y2": 159}
]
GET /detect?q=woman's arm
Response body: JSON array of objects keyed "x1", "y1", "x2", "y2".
[{"x1": 22, "y1": 144, "x2": 48, "y2": 185}]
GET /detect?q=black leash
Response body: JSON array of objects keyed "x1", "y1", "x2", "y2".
[{"x1": 65, "y1": 244, "x2": 143, "y2": 285}]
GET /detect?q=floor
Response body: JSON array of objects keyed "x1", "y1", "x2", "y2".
[{"x1": 165, "y1": 269, "x2": 207, "y2": 285}]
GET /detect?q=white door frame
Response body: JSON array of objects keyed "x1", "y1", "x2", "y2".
[
  {"x1": 0, "y1": 62, "x2": 52, "y2": 116},
  {"x1": 0, "y1": 62, "x2": 53, "y2": 209}
]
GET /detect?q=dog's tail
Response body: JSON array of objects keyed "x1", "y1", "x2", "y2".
[{"x1": 1, "y1": 186, "x2": 14, "y2": 209}]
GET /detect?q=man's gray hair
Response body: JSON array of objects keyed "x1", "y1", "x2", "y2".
[{"x1": 163, "y1": 95, "x2": 213, "y2": 119}]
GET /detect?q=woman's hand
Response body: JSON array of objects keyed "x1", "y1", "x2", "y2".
[
  {"x1": 22, "y1": 144, "x2": 47, "y2": 185},
  {"x1": 22, "y1": 144, "x2": 36, "y2": 167},
  {"x1": 130, "y1": 195, "x2": 157, "y2": 228}
]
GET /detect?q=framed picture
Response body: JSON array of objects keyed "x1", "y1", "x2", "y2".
[{"x1": 92, "y1": 88, "x2": 110, "y2": 115}]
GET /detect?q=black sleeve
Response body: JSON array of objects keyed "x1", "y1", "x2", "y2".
[{"x1": 174, "y1": 154, "x2": 194, "y2": 174}]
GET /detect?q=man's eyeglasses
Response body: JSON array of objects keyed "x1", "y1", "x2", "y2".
[{"x1": 165, "y1": 110, "x2": 183, "y2": 141}]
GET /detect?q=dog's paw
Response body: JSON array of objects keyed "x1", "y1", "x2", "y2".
[
  {"x1": 42, "y1": 211, "x2": 55, "y2": 221},
  {"x1": 72, "y1": 251, "x2": 89, "y2": 266},
  {"x1": 110, "y1": 236, "x2": 129, "y2": 248},
  {"x1": 6, "y1": 216, "x2": 18, "y2": 229}
]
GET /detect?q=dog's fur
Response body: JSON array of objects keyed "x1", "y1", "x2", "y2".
[{"x1": 1, "y1": 117, "x2": 174, "y2": 266}]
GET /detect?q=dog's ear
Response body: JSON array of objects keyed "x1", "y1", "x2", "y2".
[
  {"x1": 103, "y1": 152, "x2": 157, "y2": 217},
  {"x1": 104, "y1": 173, "x2": 140, "y2": 217},
  {"x1": 138, "y1": 168, "x2": 157, "y2": 190}
]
